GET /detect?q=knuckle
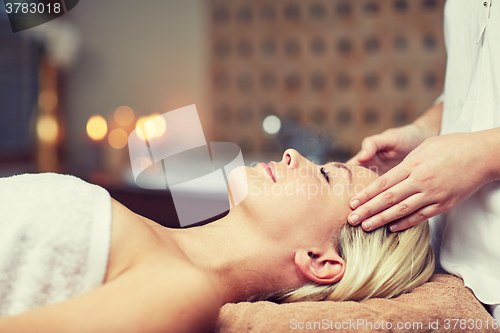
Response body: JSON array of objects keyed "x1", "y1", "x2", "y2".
[
  {"x1": 379, "y1": 177, "x2": 389, "y2": 190},
  {"x1": 428, "y1": 187, "x2": 440, "y2": 198},
  {"x1": 420, "y1": 174, "x2": 434, "y2": 183},
  {"x1": 383, "y1": 191, "x2": 395, "y2": 204},
  {"x1": 399, "y1": 203, "x2": 410, "y2": 214},
  {"x1": 356, "y1": 193, "x2": 366, "y2": 201},
  {"x1": 408, "y1": 159, "x2": 421, "y2": 169},
  {"x1": 416, "y1": 211, "x2": 427, "y2": 220},
  {"x1": 362, "y1": 205, "x2": 372, "y2": 216},
  {"x1": 401, "y1": 219, "x2": 414, "y2": 229}
]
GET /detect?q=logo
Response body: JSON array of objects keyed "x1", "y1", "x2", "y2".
[
  {"x1": 128, "y1": 105, "x2": 248, "y2": 227},
  {"x1": 3, "y1": 0, "x2": 79, "y2": 33}
]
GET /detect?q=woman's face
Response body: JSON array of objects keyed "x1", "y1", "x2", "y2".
[{"x1": 229, "y1": 149, "x2": 379, "y2": 246}]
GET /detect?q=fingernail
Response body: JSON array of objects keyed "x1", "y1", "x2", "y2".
[
  {"x1": 363, "y1": 220, "x2": 372, "y2": 230},
  {"x1": 349, "y1": 214, "x2": 359, "y2": 225},
  {"x1": 360, "y1": 150, "x2": 366, "y2": 157},
  {"x1": 390, "y1": 224, "x2": 397, "y2": 232},
  {"x1": 350, "y1": 199, "x2": 359, "y2": 209}
]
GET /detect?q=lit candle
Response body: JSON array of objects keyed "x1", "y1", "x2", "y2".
[{"x1": 86, "y1": 115, "x2": 108, "y2": 178}]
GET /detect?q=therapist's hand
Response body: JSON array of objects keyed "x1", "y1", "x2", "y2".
[
  {"x1": 347, "y1": 132, "x2": 492, "y2": 232},
  {"x1": 347, "y1": 124, "x2": 429, "y2": 175}
]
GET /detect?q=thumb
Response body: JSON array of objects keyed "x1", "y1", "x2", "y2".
[
  {"x1": 358, "y1": 132, "x2": 398, "y2": 162},
  {"x1": 347, "y1": 137, "x2": 377, "y2": 165},
  {"x1": 356, "y1": 137, "x2": 379, "y2": 162}
]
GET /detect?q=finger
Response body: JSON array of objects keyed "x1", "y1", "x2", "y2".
[
  {"x1": 357, "y1": 138, "x2": 378, "y2": 162},
  {"x1": 349, "y1": 163, "x2": 410, "y2": 211},
  {"x1": 359, "y1": 154, "x2": 389, "y2": 175},
  {"x1": 387, "y1": 204, "x2": 440, "y2": 232},
  {"x1": 347, "y1": 138, "x2": 379, "y2": 165},
  {"x1": 347, "y1": 148, "x2": 370, "y2": 165},
  {"x1": 346, "y1": 154, "x2": 362, "y2": 166},
  {"x1": 358, "y1": 192, "x2": 429, "y2": 231},
  {"x1": 359, "y1": 132, "x2": 399, "y2": 163},
  {"x1": 347, "y1": 151, "x2": 388, "y2": 174},
  {"x1": 348, "y1": 176, "x2": 416, "y2": 226},
  {"x1": 347, "y1": 152, "x2": 376, "y2": 167}
]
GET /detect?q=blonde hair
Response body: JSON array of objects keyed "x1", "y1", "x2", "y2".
[{"x1": 252, "y1": 221, "x2": 434, "y2": 303}]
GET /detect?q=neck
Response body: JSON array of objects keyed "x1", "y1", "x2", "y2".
[{"x1": 163, "y1": 212, "x2": 305, "y2": 304}]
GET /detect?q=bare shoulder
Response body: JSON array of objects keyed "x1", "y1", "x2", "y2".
[
  {"x1": 110, "y1": 198, "x2": 222, "y2": 331},
  {"x1": 105, "y1": 198, "x2": 164, "y2": 282},
  {"x1": 106, "y1": 198, "x2": 222, "y2": 331}
]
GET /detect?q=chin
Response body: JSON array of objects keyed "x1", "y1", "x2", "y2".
[{"x1": 227, "y1": 165, "x2": 250, "y2": 207}]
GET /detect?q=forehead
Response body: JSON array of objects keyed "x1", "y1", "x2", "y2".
[
  {"x1": 323, "y1": 162, "x2": 353, "y2": 183},
  {"x1": 324, "y1": 162, "x2": 379, "y2": 191}
]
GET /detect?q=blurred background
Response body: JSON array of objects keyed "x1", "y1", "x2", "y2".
[{"x1": 0, "y1": 0, "x2": 446, "y2": 226}]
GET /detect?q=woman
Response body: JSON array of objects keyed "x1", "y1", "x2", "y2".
[{"x1": 0, "y1": 149, "x2": 434, "y2": 333}]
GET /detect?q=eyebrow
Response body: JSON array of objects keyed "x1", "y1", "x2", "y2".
[{"x1": 326, "y1": 162, "x2": 353, "y2": 184}]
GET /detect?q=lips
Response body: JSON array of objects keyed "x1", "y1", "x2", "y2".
[
  {"x1": 268, "y1": 161, "x2": 276, "y2": 182},
  {"x1": 259, "y1": 162, "x2": 276, "y2": 182}
]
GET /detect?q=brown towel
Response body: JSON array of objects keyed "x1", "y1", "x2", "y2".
[{"x1": 211, "y1": 274, "x2": 497, "y2": 332}]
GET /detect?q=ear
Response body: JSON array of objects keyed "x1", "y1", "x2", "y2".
[{"x1": 294, "y1": 248, "x2": 345, "y2": 284}]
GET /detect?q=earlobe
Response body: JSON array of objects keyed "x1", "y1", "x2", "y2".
[{"x1": 295, "y1": 249, "x2": 345, "y2": 285}]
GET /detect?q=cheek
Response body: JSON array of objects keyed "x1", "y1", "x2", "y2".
[{"x1": 249, "y1": 180, "x2": 328, "y2": 223}]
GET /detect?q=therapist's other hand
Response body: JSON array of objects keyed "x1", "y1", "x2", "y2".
[
  {"x1": 348, "y1": 132, "x2": 491, "y2": 232},
  {"x1": 347, "y1": 124, "x2": 428, "y2": 175}
]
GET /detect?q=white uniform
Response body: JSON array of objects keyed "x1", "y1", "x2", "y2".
[{"x1": 430, "y1": 0, "x2": 500, "y2": 319}]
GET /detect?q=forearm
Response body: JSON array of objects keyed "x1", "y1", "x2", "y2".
[
  {"x1": 412, "y1": 101, "x2": 443, "y2": 138},
  {"x1": 474, "y1": 127, "x2": 500, "y2": 183}
]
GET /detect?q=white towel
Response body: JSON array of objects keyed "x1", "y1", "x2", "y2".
[{"x1": 0, "y1": 173, "x2": 112, "y2": 317}]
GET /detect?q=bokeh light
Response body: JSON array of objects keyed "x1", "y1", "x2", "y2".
[
  {"x1": 155, "y1": 115, "x2": 167, "y2": 138},
  {"x1": 108, "y1": 128, "x2": 128, "y2": 149},
  {"x1": 86, "y1": 115, "x2": 108, "y2": 141},
  {"x1": 145, "y1": 113, "x2": 167, "y2": 139},
  {"x1": 135, "y1": 116, "x2": 149, "y2": 140},
  {"x1": 37, "y1": 115, "x2": 59, "y2": 143},
  {"x1": 38, "y1": 90, "x2": 58, "y2": 112},
  {"x1": 143, "y1": 113, "x2": 159, "y2": 138},
  {"x1": 114, "y1": 105, "x2": 135, "y2": 126},
  {"x1": 262, "y1": 115, "x2": 281, "y2": 135},
  {"x1": 135, "y1": 113, "x2": 167, "y2": 140}
]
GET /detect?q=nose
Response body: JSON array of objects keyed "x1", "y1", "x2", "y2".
[{"x1": 282, "y1": 148, "x2": 303, "y2": 169}]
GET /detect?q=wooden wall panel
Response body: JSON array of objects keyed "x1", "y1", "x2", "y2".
[{"x1": 209, "y1": 0, "x2": 446, "y2": 162}]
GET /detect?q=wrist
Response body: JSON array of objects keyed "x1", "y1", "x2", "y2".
[
  {"x1": 411, "y1": 122, "x2": 439, "y2": 140},
  {"x1": 412, "y1": 102, "x2": 443, "y2": 139}
]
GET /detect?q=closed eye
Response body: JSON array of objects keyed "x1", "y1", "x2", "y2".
[{"x1": 320, "y1": 166, "x2": 330, "y2": 182}]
